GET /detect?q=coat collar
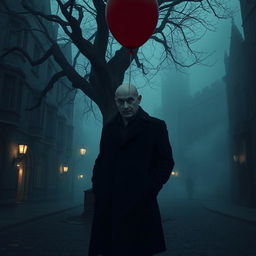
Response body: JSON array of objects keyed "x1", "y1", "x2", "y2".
[
  {"x1": 111, "y1": 106, "x2": 150, "y2": 148},
  {"x1": 118, "y1": 106, "x2": 150, "y2": 124}
]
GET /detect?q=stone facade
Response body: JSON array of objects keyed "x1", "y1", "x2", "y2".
[
  {"x1": 224, "y1": 0, "x2": 256, "y2": 207},
  {"x1": 0, "y1": 1, "x2": 75, "y2": 204},
  {"x1": 162, "y1": 72, "x2": 230, "y2": 200}
]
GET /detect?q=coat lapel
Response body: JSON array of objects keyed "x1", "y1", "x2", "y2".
[
  {"x1": 119, "y1": 107, "x2": 150, "y2": 148},
  {"x1": 120, "y1": 119, "x2": 146, "y2": 148}
]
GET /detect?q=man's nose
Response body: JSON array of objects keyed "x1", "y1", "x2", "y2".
[{"x1": 124, "y1": 101, "x2": 129, "y2": 108}]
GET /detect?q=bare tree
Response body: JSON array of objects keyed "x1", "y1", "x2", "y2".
[{"x1": 0, "y1": 0, "x2": 230, "y2": 124}]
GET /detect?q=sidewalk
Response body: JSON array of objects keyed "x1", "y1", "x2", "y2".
[
  {"x1": 0, "y1": 198, "x2": 83, "y2": 231},
  {"x1": 201, "y1": 199, "x2": 256, "y2": 223},
  {"x1": 1, "y1": 193, "x2": 255, "y2": 233}
]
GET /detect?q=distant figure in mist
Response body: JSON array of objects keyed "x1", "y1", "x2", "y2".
[
  {"x1": 186, "y1": 175, "x2": 194, "y2": 200},
  {"x1": 88, "y1": 84, "x2": 175, "y2": 256}
]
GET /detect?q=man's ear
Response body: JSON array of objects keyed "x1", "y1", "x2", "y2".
[{"x1": 138, "y1": 95, "x2": 142, "y2": 103}]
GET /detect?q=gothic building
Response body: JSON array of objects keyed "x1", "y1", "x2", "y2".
[
  {"x1": 162, "y1": 71, "x2": 230, "y2": 200},
  {"x1": 0, "y1": 1, "x2": 75, "y2": 204},
  {"x1": 224, "y1": 0, "x2": 256, "y2": 207}
]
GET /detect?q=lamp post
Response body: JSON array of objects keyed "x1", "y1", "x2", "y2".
[
  {"x1": 78, "y1": 147, "x2": 88, "y2": 214},
  {"x1": 14, "y1": 144, "x2": 28, "y2": 167},
  {"x1": 16, "y1": 144, "x2": 28, "y2": 202},
  {"x1": 71, "y1": 147, "x2": 87, "y2": 203}
]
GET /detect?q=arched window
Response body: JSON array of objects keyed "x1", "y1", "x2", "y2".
[{"x1": 0, "y1": 73, "x2": 23, "y2": 113}]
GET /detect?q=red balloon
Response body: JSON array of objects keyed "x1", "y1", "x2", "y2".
[{"x1": 106, "y1": 0, "x2": 158, "y2": 49}]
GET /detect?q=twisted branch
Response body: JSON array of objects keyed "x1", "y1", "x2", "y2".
[{"x1": 27, "y1": 71, "x2": 66, "y2": 111}]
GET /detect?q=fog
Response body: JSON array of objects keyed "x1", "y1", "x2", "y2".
[{"x1": 71, "y1": 0, "x2": 243, "y2": 205}]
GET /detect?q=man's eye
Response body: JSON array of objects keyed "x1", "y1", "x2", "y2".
[
  {"x1": 118, "y1": 100, "x2": 124, "y2": 104},
  {"x1": 127, "y1": 98, "x2": 134, "y2": 104}
]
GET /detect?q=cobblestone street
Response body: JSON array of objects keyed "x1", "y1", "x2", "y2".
[
  {"x1": 159, "y1": 199, "x2": 256, "y2": 256},
  {"x1": 0, "y1": 199, "x2": 255, "y2": 256},
  {"x1": 0, "y1": 206, "x2": 89, "y2": 256}
]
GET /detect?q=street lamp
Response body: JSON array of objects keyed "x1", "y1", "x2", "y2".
[
  {"x1": 80, "y1": 148, "x2": 87, "y2": 155},
  {"x1": 233, "y1": 155, "x2": 239, "y2": 162},
  {"x1": 18, "y1": 144, "x2": 28, "y2": 155},
  {"x1": 238, "y1": 153, "x2": 246, "y2": 164},
  {"x1": 172, "y1": 170, "x2": 180, "y2": 177},
  {"x1": 78, "y1": 174, "x2": 85, "y2": 180},
  {"x1": 63, "y1": 165, "x2": 69, "y2": 173},
  {"x1": 233, "y1": 153, "x2": 246, "y2": 164},
  {"x1": 14, "y1": 144, "x2": 28, "y2": 167},
  {"x1": 60, "y1": 164, "x2": 69, "y2": 174}
]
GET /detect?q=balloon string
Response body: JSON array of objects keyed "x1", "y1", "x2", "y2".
[{"x1": 128, "y1": 49, "x2": 132, "y2": 93}]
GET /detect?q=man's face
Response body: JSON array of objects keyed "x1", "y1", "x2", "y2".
[{"x1": 115, "y1": 91, "x2": 141, "y2": 119}]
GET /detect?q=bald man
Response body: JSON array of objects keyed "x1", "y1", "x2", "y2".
[
  {"x1": 88, "y1": 84, "x2": 175, "y2": 256},
  {"x1": 114, "y1": 84, "x2": 142, "y2": 126}
]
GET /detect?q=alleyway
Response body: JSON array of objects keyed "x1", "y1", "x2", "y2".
[{"x1": 0, "y1": 199, "x2": 255, "y2": 256}]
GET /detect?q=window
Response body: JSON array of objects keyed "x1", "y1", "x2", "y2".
[
  {"x1": 23, "y1": 30, "x2": 28, "y2": 50},
  {"x1": 44, "y1": 106, "x2": 56, "y2": 139},
  {"x1": 47, "y1": 63, "x2": 53, "y2": 96},
  {"x1": 29, "y1": 96, "x2": 45, "y2": 129},
  {"x1": 0, "y1": 74, "x2": 16, "y2": 110},
  {"x1": 56, "y1": 117, "x2": 65, "y2": 149},
  {"x1": 16, "y1": 80, "x2": 23, "y2": 114},
  {"x1": 252, "y1": 14, "x2": 256, "y2": 43},
  {"x1": 5, "y1": 19, "x2": 27, "y2": 49},
  {"x1": 32, "y1": 44, "x2": 41, "y2": 76},
  {"x1": 35, "y1": 156, "x2": 44, "y2": 188},
  {"x1": 47, "y1": 63, "x2": 52, "y2": 79},
  {"x1": 57, "y1": 83, "x2": 63, "y2": 103}
]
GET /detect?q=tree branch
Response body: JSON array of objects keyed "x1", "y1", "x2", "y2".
[
  {"x1": 159, "y1": 0, "x2": 202, "y2": 11},
  {"x1": 134, "y1": 54, "x2": 147, "y2": 75},
  {"x1": 0, "y1": 46, "x2": 54, "y2": 66},
  {"x1": 92, "y1": 0, "x2": 109, "y2": 60},
  {"x1": 20, "y1": 0, "x2": 69, "y2": 26},
  {"x1": 26, "y1": 71, "x2": 66, "y2": 111},
  {"x1": 20, "y1": 0, "x2": 72, "y2": 37}
]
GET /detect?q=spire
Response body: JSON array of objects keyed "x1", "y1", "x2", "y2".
[
  {"x1": 229, "y1": 20, "x2": 243, "y2": 57},
  {"x1": 224, "y1": 50, "x2": 229, "y2": 70},
  {"x1": 226, "y1": 19, "x2": 244, "y2": 80}
]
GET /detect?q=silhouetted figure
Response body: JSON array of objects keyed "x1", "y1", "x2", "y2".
[{"x1": 88, "y1": 84, "x2": 175, "y2": 256}]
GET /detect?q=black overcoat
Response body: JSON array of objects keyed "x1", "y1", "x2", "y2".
[{"x1": 88, "y1": 107, "x2": 174, "y2": 256}]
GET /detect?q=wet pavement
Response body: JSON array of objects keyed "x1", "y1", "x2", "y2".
[{"x1": 0, "y1": 198, "x2": 255, "y2": 256}]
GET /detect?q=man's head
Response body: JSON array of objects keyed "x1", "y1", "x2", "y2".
[{"x1": 115, "y1": 84, "x2": 142, "y2": 119}]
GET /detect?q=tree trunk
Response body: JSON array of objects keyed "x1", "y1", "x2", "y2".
[{"x1": 101, "y1": 99, "x2": 118, "y2": 126}]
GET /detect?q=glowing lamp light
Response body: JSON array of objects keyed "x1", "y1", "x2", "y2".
[
  {"x1": 19, "y1": 168, "x2": 23, "y2": 176},
  {"x1": 78, "y1": 174, "x2": 84, "y2": 180},
  {"x1": 63, "y1": 166, "x2": 69, "y2": 173},
  {"x1": 239, "y1": 153, "x2": 246, "y2": 164},
  {"x1": 59, "y1": 164, "x2": 69, "y2": 174},
  {"x1": 233, "y1": 154, "x2": 246, "y2": 164},
  {"x1": 18, "y1": 144, "x2": 28, "y2": 155},
  {"x1": 171, "y1": 169, "x2": 180, "y2": 177},
  {"x1": 233, "y1": 155, "x2": 238, "y2": 162},
  {"x1": 80, "y1": 148, "x2": 87, "y2": 155},
  {"x1": 59, "y1": 165, "x2": 63, "y2": 174}
]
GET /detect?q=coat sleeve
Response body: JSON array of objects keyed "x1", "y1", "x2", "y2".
[
  {"x1": 151, "y1": 121, "x2": 175, "y2": 195},
  {"x1": 91, "y1": 126, "x2": 106, "y2": 191}
]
